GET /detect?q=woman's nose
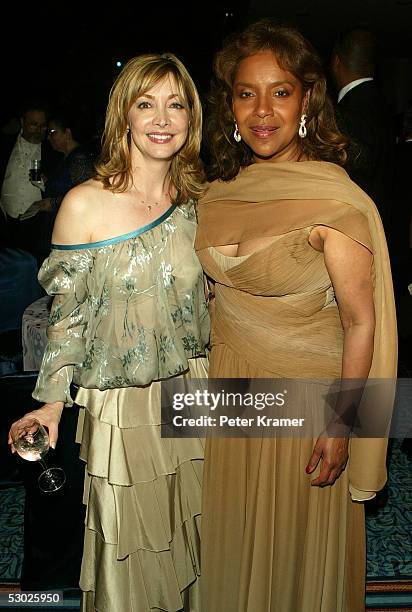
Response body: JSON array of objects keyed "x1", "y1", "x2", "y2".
[
  {"x1": 153, "y1": 109, "x2": 170, "y2": 127},
  {"x1": 255, "y1": 94, "x2": 274, "y2": 118}
]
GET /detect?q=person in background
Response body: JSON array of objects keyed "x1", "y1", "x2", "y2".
[
  {"x1": 39, "y1": 109, "x2": 97, "y2": 214},
  {"x1": 195, "y1": 19, "x2": 397, "y2": 611},
  {"x1": 392, "y1": 107, "x2": 412, "y2": 416},
  {"x1": 0, "y1": 104, "x2": 63, "y2": 218},
  {"x1": 0, "y1": 104, "x2": 47, "y2": 221},
  {"x1": 392, "y1": 107, "x2": 412, "y2": 297},
  {"x1": 20, "y1": 109, "x2": 98, "y2": 264},
  {"x1": 0, "y1": 103, "x2": 61, "y2": 260},
  {"x1": 9, "y1": 53, "x2": 209, "y2": 611},
  {"x1": 1, "y1": 107, "x2": 47, "y2": 219},
  {"x1": 331, "y1": 28, "x2": 395, "y2": 233}
]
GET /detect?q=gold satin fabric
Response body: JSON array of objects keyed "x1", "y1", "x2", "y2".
[
  {"x1": 195, "y1": 161, "x2": 397, "y2": 611},
  {"x1": 75, "y1": 357, "x2": 208, "y2": 612}
]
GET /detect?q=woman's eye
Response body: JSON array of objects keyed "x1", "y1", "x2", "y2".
[
  {"x1": 170, "y1": 102, "x2": 185, "y2": 109},
  {"x1": 137, "y1": 101, "x2": 151, "y2": 109},
  {"x1": 238, "y1": 91, "x2": 254, "y2": 98},
  {"x1": 274, "y1": 89, "x2": 290, "y2": 97}
]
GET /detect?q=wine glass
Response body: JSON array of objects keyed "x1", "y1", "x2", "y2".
[
  {"x1": 29, "y1": 159, "x2": 45, "y2": 191},
  {"x1": 11, "y1": 418, "x2": 66, "y2": 493},
  {"x1": 29, "y1": 159, "x2": 41, "y2": 182}
]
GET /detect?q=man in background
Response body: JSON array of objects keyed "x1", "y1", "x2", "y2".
[
  {"x1": 331, "y1": 28, "x2": 395, "y2": 234},
  {"x1": 0, "y1": 105, "x2": 47, "y2": 220},
  {"x1": 392, "y1": 107, "x2": 412, "y2": 384},
  {"x1": 0, "y1": 103, "x2": 61, "y2": 263}
]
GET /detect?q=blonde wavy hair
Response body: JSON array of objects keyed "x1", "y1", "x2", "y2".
[{"x1": 96, "y1": 53, "x2": 205, "y2": 203}]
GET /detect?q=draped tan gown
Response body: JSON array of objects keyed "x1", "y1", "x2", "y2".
[{"x1": 195, "y1": 161, "x2": 397, "y2": 612}]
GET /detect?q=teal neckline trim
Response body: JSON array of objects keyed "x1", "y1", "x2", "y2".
[{"x1": 52, "y1": 204, "x2": 177, "y2": 250}]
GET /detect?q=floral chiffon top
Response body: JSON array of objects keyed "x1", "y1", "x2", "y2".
[{"x1": 33, "y1": 202, "x2": 210, "y2": 406}]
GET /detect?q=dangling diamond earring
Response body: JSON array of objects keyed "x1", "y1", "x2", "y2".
[
  {"x1": 298, "y1": 114, "x2": 307, "y2": 139},
  {"x1": 233, "y1": 121, "x2": 241, "y2": 143}
]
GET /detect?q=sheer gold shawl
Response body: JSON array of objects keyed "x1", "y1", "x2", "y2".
[{"x1": 196, "y1": 161, "x2": 397, "y2": 494}]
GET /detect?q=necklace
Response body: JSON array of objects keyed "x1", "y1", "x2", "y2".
[
  {"x1": 139, "y1": 197, "x2": 160, "y2": 212},
  {"x1": 130, "y1": 184, "x2": 170, "y2": 212}
]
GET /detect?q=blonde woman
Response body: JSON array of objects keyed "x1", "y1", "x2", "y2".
[{"x1": 9, "y1": 54, "x2": 209, "y2": 611}]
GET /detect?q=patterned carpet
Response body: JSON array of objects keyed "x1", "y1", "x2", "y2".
[
  {"x1": 0, "y1": 441, "x2": 411, "y2": 609},
  {"x1": 365, "y1": 439, "x2": 412, "y2": 610},
  {"x1": 0, "y1": 484, "x2": 24, "y2": 584},
  {"x1": 366, "y1": 441, "x2": 412, "y2": 579}
]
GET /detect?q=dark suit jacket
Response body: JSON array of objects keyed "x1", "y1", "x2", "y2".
[
  {"x1": 336, "y1": 80, "x2": 395, "y2": 229},
  {"x1": 391, "y1": 140, "x2": 412, "y2": 290},
  {"x1": 0, "y1": 133, "x2": 17, "y2": 187}
]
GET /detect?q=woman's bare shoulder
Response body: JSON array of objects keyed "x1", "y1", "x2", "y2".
[
  {"x1": 52, "y1": 179, "x2": 108, "y2": 245},
  {"x1": 63, "y1": 178, "x2": 106, "y2": 208}
]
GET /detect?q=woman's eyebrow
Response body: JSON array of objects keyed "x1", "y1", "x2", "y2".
[
  {"x1": 234, "y1": 79, "x2": 295, "y2": 87},
  {"x1": 138, "y1": 93, "x2": 181, "y2": 99}
]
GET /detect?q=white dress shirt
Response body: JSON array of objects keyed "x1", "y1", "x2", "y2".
[
  {"x1": 0, "y1": 133, "x2": 43, "y2": 218},
  {"x1": 337, "y1": 77, "x2": 374, "y2": 104}
]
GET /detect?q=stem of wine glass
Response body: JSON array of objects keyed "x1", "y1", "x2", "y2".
[{"x1": 39, "y1": 458, "x2": 48, "y2": 471}]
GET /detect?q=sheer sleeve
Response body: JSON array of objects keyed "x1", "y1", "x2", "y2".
[{"x1": 33, "y1": 249, "x2": 94, "y2": 406}]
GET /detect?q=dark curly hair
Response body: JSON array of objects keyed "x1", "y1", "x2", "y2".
[{"x1": 206, "y1": 19, "x2": 348, "y2": 181}]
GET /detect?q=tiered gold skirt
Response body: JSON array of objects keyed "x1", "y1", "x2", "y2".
[{"x1": 75, "y1": 358, "x2": 208, "y2": 612}]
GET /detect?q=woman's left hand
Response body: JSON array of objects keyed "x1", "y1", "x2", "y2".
[{"x1": 306, "y1": 435, "x2": 349, "y2": 486}]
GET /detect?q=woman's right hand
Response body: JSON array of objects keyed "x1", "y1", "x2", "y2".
[{"x1": 8, "y1": 402, "x2": 64, "y2": 451}]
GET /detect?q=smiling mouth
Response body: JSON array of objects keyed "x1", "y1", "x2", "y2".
[
  {"x1": 146, "y1": 133, "x2": 173, "y2": 143},
  {"x1": 250, "y1": 126, "x2": 278, "y2": 138}
]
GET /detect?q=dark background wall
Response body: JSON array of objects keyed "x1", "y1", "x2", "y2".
[
  {"x1": 0, "y1": 2, "x2": 247, "y2": 130},
  {"x1": 249, "y1": 0, "x2": 412, "y2": 117},
  {"x1": 1, "y1": 0, "x2": 411, "y2": 131}
]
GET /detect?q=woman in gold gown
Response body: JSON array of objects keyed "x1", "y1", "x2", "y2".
[{"x1": 195, "y1": 20, "x2": 397, "y2": 612}]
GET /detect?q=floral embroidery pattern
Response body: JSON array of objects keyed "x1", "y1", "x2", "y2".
[
  {"x1": 33, "y1": 203, "x2": 210, "y2": 406},
  {"x1": 160, "y1": 261, "x2": 174, "y2": 287}
]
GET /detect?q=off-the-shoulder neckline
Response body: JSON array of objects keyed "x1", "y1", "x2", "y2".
[{"x1": 51, "y1": 204, "x2": 177, "y2": 251}]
